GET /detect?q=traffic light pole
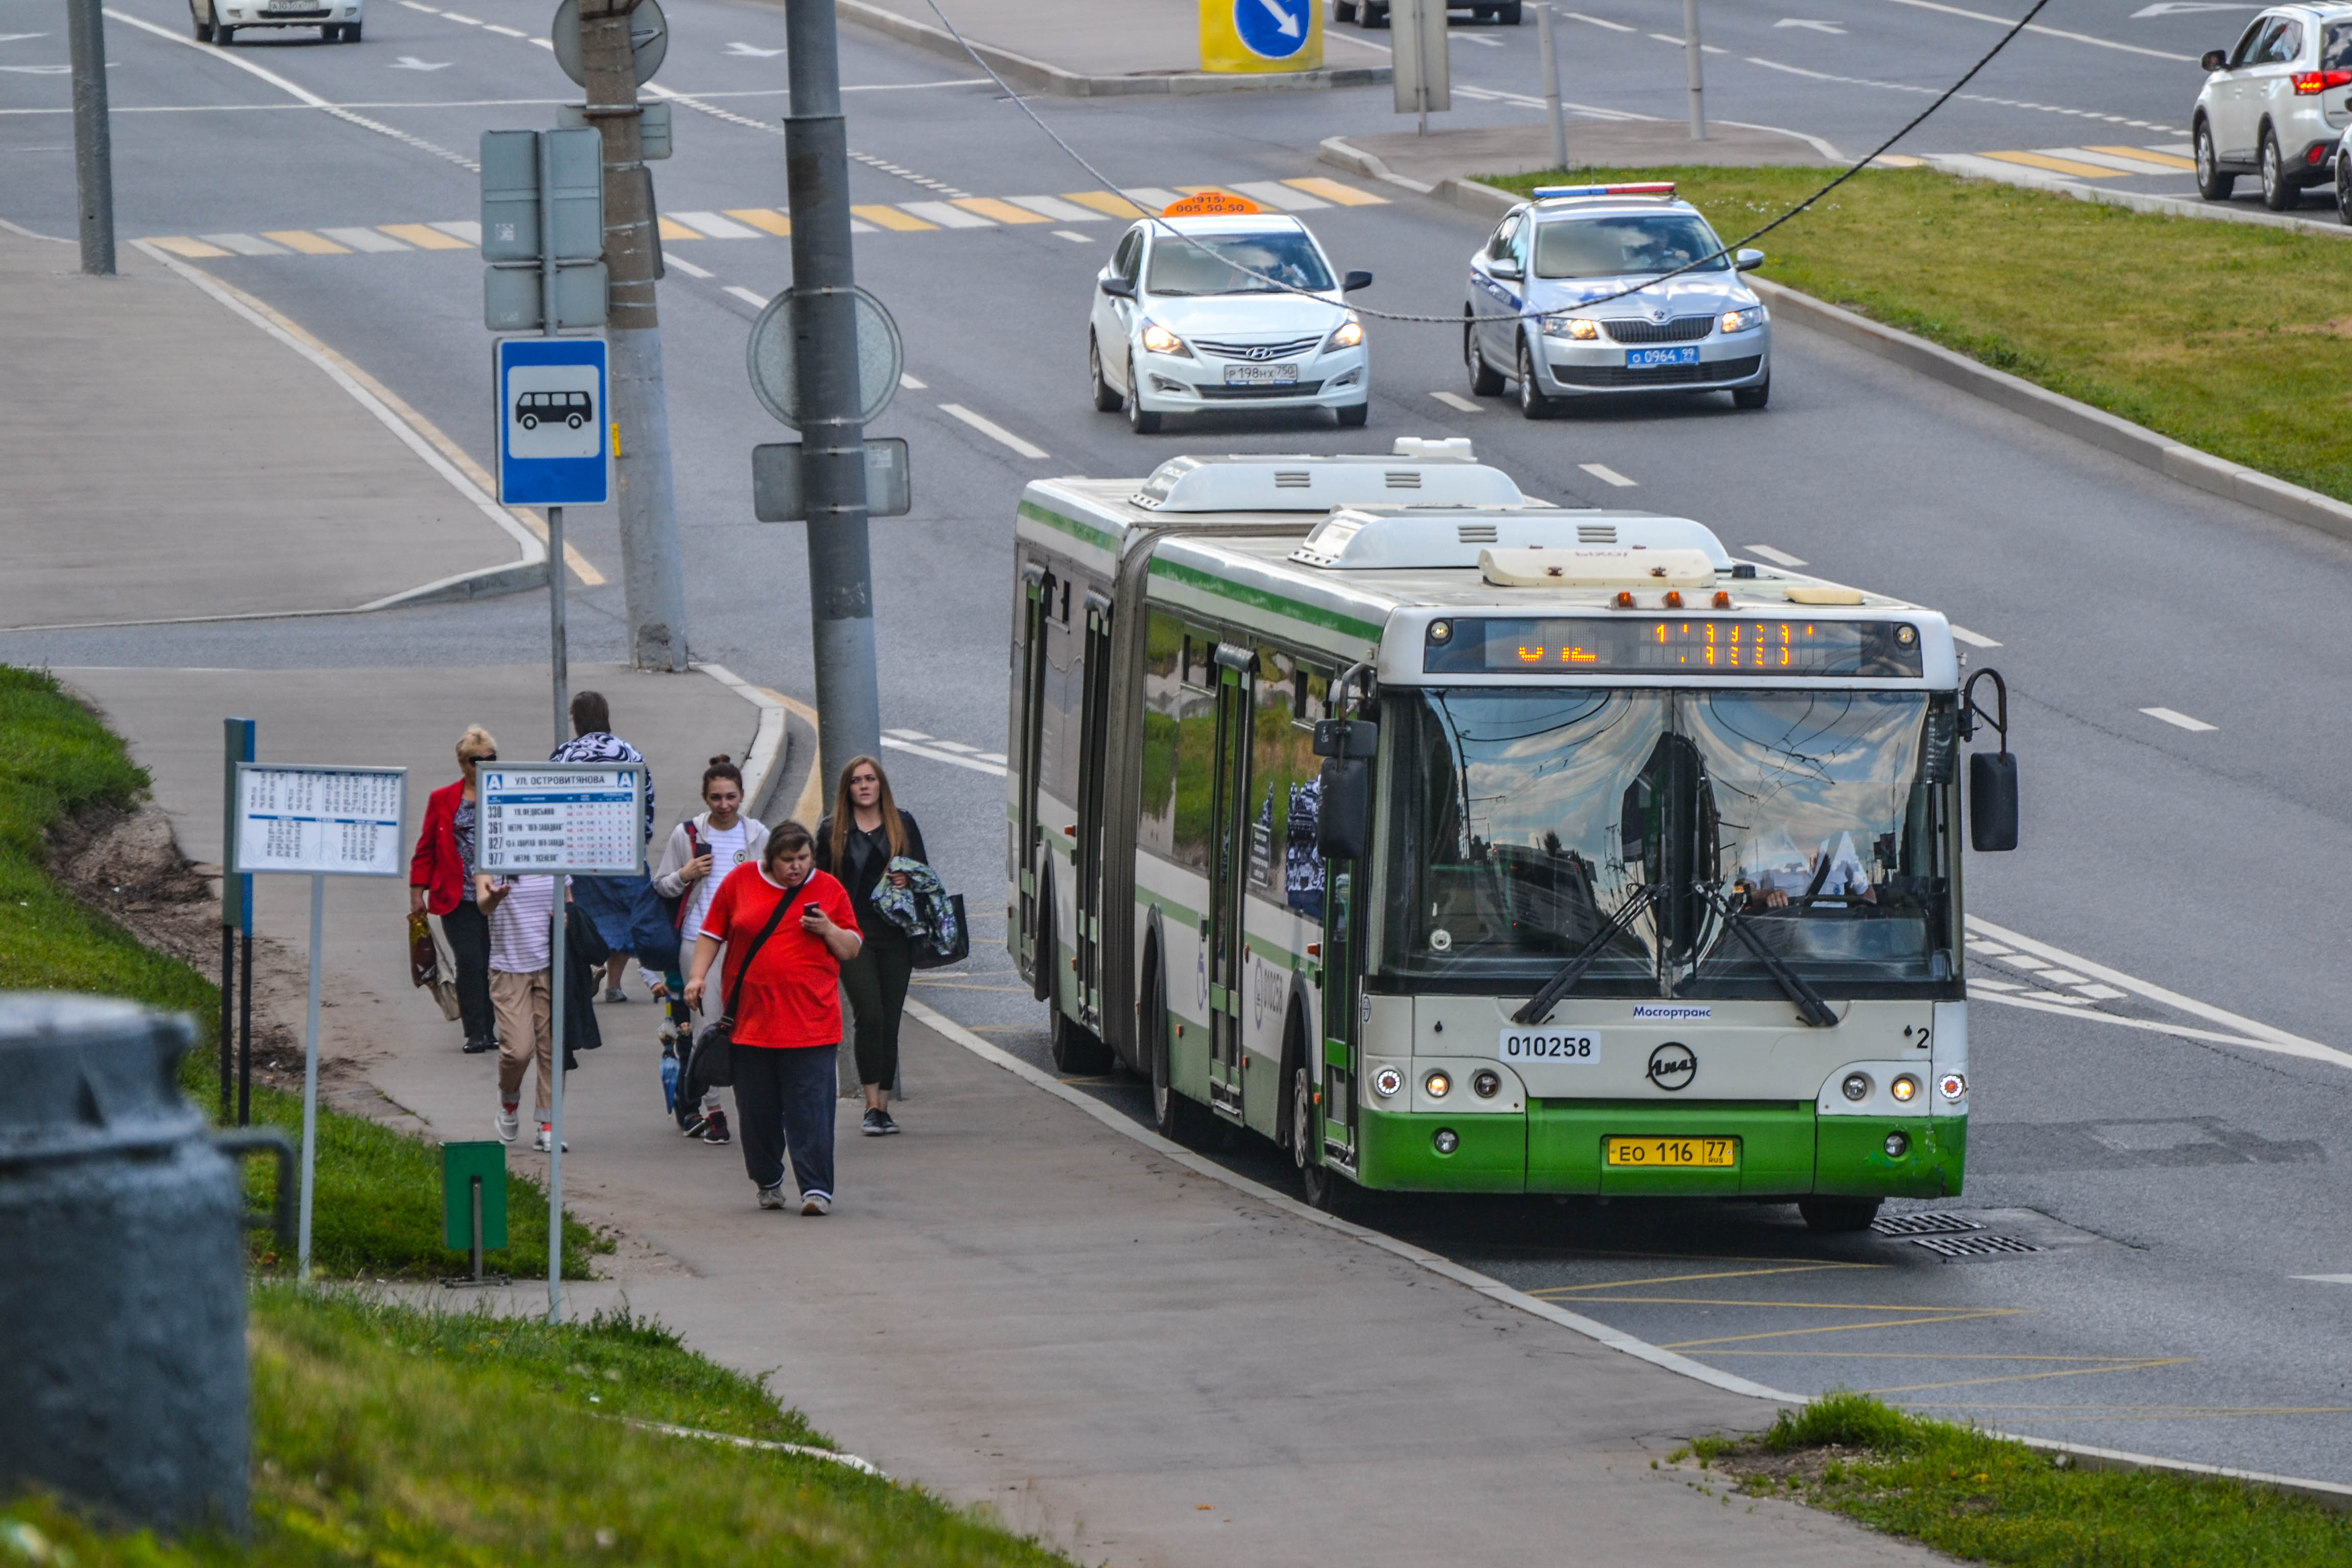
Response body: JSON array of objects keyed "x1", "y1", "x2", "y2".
[
  {"x1": 580, "y1": 0, "x2": 691, "y2": 673},
  {"x1": 784, "y1": 0, "x2": 882, "y2": 780}
]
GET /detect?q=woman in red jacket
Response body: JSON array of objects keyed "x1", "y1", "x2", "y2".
[{"x1": 410, "y1": 725, "x2": 499, "y2": 1053}]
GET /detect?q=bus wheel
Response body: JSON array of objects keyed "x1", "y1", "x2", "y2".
[
  {"x1": 1050, "y1": 1009, "x2": 1113, "y2": 1075},
  {"x1": 1797, "y1": 1196, "x2": 1881, "y2": 1233},
  {"x1": 1150, "y1": 992, "x2": 1215, "y2": 1149}
]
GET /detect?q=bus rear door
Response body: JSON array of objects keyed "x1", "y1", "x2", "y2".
[{"x1": 1205, "y1": 643, "x2": 1256, "y2": 1119}]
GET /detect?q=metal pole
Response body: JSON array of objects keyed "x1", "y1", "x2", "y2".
[
  {"x1": 546, "y1": 889, "x2": 568, "y2": 1324},
  {"x1": 1683, "y1": 0, "x2": 1705, "y2": 140},
  {"x1": 296, "y1": 873, "x2": 324, "y2": 1283},
  {"x1": 220, "y1": 717, "x2": 253, "y2": 1119},
  {"x1": 581, "y1": 0, "x2": 691, "y2": 674},
  {"x1": 1538, "y1": 4, "x2": 1567, "y2": 172},
  {"x1": 237, "y1": 929, "x2": 254, "y2": 1125},
  {"x1": 785, "y1": 0, "x2": 883, "y2": 779},
  {"x1": 549, "y1": 505, "x2": 569, "y2": 749},
  {"x1": 63, "y1": 0, "x2": 113, "y2": 276},
  {"x1": 218, "y1": 927, "x2": 234, "y2": 1120}
]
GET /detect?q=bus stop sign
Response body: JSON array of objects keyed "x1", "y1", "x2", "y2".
[{"x1": 496, "y1": 337, "x2": 610, "y2": 506}]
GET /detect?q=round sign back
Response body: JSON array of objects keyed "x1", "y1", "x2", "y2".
[
  {"x1": 746, "y1": 286, "x2": 903, "y2": 430},
  {"x1": 551, "y1": 0, "x2": 668, "y2": 89}
]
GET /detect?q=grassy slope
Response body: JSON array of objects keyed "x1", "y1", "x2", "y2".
[
  {"x1": 1, "y1": 1288, "x2": 1076, "y2": 1567},
  {"x1": 1482, "y1": 165, "x2": 2352, "y2": 504},
  {"x1": 0, "y1": 665, "x2": 599, "y2": 1279},
  {"x1": 1677, "y1": 1392, "x2": 2352, "y2": 1566}
]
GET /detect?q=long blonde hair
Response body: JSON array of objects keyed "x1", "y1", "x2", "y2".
[{"x1": 829, "y1": 754, "x2": 906, "y2": 868}]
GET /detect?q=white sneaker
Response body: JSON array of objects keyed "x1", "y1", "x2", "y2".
[
  {"x1": 533, "y1": 1124, "x2": 569, "y2": 1154},
  {"x1": 495, "y1": 1108, "x2": 520, "y2": 1143},
  {"x1": 800, "y1": 1192, "x2": 831, "y2": 1217},
  {"x1": 757, "y1": 1185, "x2": 787, "y2": 1210}
]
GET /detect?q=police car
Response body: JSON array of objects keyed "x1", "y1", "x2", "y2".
[{"x1": 1463, "y1": 183, "x2": 1771, "y2": 416}]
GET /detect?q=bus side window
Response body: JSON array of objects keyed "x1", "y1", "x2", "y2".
[
  {"x1": 1247, "y1": 647, "x2": 1324, "y2": 923},
  {"x1": 1167, "y1": 621, "x2": 1219, "y2": 872},
  {"x1": 1138, "y1": 611, "x2": 1186, "y2": 859}
]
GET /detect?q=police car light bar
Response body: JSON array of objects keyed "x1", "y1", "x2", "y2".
[{"x1": 1530, "y1": 183, "x2": 1678, "y2": 199}]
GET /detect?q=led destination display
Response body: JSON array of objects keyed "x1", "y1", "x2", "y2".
[{"x1": 1424, "y1": 617, "x2": 1925, "y2": 678}]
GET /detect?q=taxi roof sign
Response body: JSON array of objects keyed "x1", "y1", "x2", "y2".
[
  {"x1": 1531, "y1": 182, "x2": 1678, "y2": 200},
  {"x1": 1160, "y1": 190, "x2": 1263, "y2": 217}
]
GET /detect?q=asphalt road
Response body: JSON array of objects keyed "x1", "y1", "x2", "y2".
[{"x1": 5, "y1": 0, "x2": 2351, "y2": 1484}]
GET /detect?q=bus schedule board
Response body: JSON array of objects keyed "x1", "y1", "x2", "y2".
[
  {"x1": 230, "y1": 764, "x2": 408, "y2": 878},
  {"x1": 477, "y1": 764, "x2": 644, "y2": 877}
]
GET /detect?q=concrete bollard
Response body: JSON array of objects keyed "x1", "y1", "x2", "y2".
[{"x1": 0, "y1": 995, "x2": 262, "y2": 1537}]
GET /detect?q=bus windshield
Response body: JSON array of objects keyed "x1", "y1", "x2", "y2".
[{"x1": 1377, "y1": 688, "x2": 1958, "y2": 998}]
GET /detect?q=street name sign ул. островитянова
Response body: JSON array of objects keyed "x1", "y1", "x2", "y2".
[{"x1": 476, "y1": 764, "x2": 645, "y2": 877}]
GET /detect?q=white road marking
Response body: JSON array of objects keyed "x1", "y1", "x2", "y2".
[
  {"x1": 2038, "y1": 968, "x2": 2092, "y2": 986},
  {"x1": 1430, "y1": 390, "x2": 1484, "y2": 413},
  {"x1": 725, "y1": 40, "x2": 787, "y2": 56},
  {"x1": 1967, "y1": 914, "x2": 2352, "y2": 1070},
  {"x1": 669, "y1": 211, "x2": 761, "y2": 239},
  {"x1": 899, "y1": 373, "x2": 926, "y2": 389},
  {"x1": 1950, "y1": 624, "x2": 2001, "y2": 647},
  {"x1": 388, "y1": 56, "x2": 453, "y2": 70},
  {"x1": 900, "y1": 200, "x2": 994, "y2": 228},
  {"x1": 2074, "y1": 984, "x2": 2127, "y2": 1001},
  {"x1": 1054, "y1": 230, "x2": 1094, "y2": 243},
  {"x1": 202, "y1": 232, "x2": 288, "y2": 255},
  {"x1": 882, "y1": 736, "x2": 1008, "y2": 775},
  {"x1": 1007, "y1": 194, "x2": 1105, "y2": 222},
  {"x1": 723, "y1": 284, "x2": 767, "y2": 306},
  {"x1": 1458, "y1": 32, "x2": 1505, "y2": 46},
  {"x1": 1743, "y1": 543, "x2": 1806, "y2": 566},
  {"x1": 1745, "y1": 55, "x2": 2187, "y2": 136},
  {"x1": 1231, "y1": 180, "x2": 1329, "y2": 210},
  {"x1": 429, "y1": 219, "x2": 480, "y2": 244},
  {"x1": 2292, "y1": 1275, "x2": 2352, "y2": 1284},
  {"x1": 664, "y1": 253, "x2": 714, "y2": 278},
  {"x1": 940, "y1": 403, "x2": 1048, "y2": 458},
  {"x1": 319, "y1": 225, "x2": 409, "y2": 251},
  {"x1": 1874, "y1": 0, "x2": 2198, "y2": 62},
  {"x1": 397, "y1": 1, "x2": 438, "y2": 9},
  {"x1": 1565, "y1": 10, "x2": 1635, "y2": 29},
  {"x1": 1121, "y1": 187, "x2": 1184, "y2": 213},
  {"x1": 1647, "y1": 32, "x2": 1730, "y2": 53},
  {"x1": 1579, "y1": 462, "x2": 1636, "y2": 487},
  {"x1": 1777, "y1": 17, "x2": 1849, "y2": 32},
  {"x1": 2142, "y1": 706, "x2": 2217, "y2": 732},
  {"x1": 439, "y1": 9, "x2": 482, "y2": 22},
  {"x1": 483, "y1": 24, "x2": 525, "y2": 37}
]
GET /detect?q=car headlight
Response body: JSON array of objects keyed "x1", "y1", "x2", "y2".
[
  {"x1": 1139, "y1": 320, "x2": 1191, "y2": 358},
  {"x1": 1325, "y1": 317, "x2": 1364, "y2": 351},
  {"x1": 1720, "y1": 306, "x2": 1766, "y2": 334},
  {"x1": 1542, "y1": 315, "x2": 1602, "y2": 340}
]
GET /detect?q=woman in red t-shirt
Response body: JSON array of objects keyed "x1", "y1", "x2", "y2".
[{"x1": 684, "y1": 822, "x2": 861, "y2": 1214}]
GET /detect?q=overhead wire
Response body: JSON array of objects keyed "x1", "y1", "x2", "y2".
[{"x1": 917, "y1": 0, "x2": 2054, "y2": 326}]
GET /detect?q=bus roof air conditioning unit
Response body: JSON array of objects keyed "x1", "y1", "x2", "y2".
[
  {"x1": 1131, "y1": 451, "x2": 1527, "y2": 512},
  {"x1": 1290, "y1": 510, "x2": 1734, "y2": 570}
]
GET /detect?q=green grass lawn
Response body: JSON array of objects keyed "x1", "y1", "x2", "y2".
[
  {"x1": 1, "y1": 1288, "x2": 1077, "y2": 1567},
  {"x1": 1481, "y1": 165, "x2": 2352, "y2": 505},
  {"x1": 1672, "y1": 1392, "x2": 2352, "y2": 1565},
  {"x1": 0, "y1": 665, "x2": 601, "y2": 1280}
]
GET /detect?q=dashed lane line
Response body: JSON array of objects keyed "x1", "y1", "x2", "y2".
[
  {"x1": 1429, "y1": 390, "x2": 1484, "y2": 413},
  {"x1": 1950, "y1": 625, "x2": 2001, "y2": 647},
  {"x1": 1743, "y1": 543, "x2": 1806, "y2": 566},
  {"x1": 723, "y1": 284, "x2": 768, "y2": 307},
  {"x1": 939, "y1": 403, "x2": 1048, "y2": 459},
  {"x1": 1579, "y1": 462, "x2": 1637, "y2": 487},
  {"x1": 2142, "y1": 706, "x2": 2217, "y2": 732}
]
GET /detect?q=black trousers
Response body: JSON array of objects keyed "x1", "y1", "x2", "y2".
[
  {"x1": 440, "y1": 900, "x2": 495, "y2": 1043},
  {"x1": 730, "y1": 1042, "x2": 839, "y2": 1199},
  {"x1": 841, "y1": 930, "x2": 914, "y2": 1091}
]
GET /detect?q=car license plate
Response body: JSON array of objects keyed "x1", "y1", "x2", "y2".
[
  {"x1": 1605, "y1": 1136, "x2": 1737, "y2": 1168},
  {"x1": 1626, "y1": 346, "x2": 1701, "y2": 369},
  {"x1": 1499, "y1": 1028, "x2": 1599, "y2": 1063},
  {"x1": 1224, "y1": 363, "x2": 1300, "y2": 386}
]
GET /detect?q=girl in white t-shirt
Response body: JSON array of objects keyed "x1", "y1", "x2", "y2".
[{"x1": 648, "y1": 757, "x2": 771, "y2": 1144}]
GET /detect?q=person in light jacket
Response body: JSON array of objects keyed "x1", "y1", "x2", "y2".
[{"x1": 648, "y1": 756, "x2": 769, "y2": 1145}]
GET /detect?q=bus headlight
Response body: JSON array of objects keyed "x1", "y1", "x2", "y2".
[
  {"x1": 1939, "y1": 1072, "x2": 1967, "y2": 1102},
  {"x1": 1472, "y1": 1069, "x2": 1501, "y2": 1099},
  {"x1": 1373, "y1": 1066, "x2": 1403, "y2": 1098},
  {"x1": 1891, "y1": 1074, "x2": 1920, "y2": 1104},
  {"x1": 1425, "y1": 1070, "x2": 1452, "y2": 1098},
  {"x1": 1841, "y1": 1072, "x2": 1871, "y2": 1102}
]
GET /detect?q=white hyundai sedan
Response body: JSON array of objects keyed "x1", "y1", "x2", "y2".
[{"x1": 1089, "y1": 214, "x2": 1372, "y2": 434}]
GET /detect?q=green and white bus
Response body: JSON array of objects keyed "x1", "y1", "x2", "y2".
[{"x1": 1006, "y1": 440, "x2": 2017, "y2": 1229}]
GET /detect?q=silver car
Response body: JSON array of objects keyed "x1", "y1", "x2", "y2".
[
  {"x1": 2193, "y1": 5, "x2": 2352, "y2": 209},
  {"x1": 1463, "y1": 185, "x2": 1771, "y2": 417}
]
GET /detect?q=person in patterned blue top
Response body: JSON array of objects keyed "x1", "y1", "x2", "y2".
[{"x1": 552, "y1": 691, "x2": 655, "y2": 1002}]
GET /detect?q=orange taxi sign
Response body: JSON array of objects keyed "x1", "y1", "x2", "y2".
[{"x1": 1160, "y1": 190, "x2": 1263, "y2": 217}]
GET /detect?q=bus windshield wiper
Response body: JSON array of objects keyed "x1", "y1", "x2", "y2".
[
  {"x1": 1511, "y1": 884, "x2": 1657, "y2": 1026},
  {"x1": 1699, "y1": 886, "x2": 1840, "y2": 1028}
]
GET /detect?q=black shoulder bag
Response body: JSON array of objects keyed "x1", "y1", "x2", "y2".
[{"x1": 682, "y1": 891, "x2": 796, "y2": 1097}]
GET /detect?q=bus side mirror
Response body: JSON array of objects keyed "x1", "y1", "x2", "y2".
[
  {"x1": 1317, "y1": 758, "x2": 1371, "y2": 863},
  {"x1": 1970, "y1": 753, "x2": 2018, "y2": 852}
]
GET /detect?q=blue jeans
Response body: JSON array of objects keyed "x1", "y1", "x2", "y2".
[{"x1": 730, "y1": 1043, "x2": 839, "y2": 1200}]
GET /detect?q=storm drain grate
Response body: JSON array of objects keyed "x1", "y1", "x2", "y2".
[
  {"x1": 1912, "y1": 1233, "x2": 2042, "y2": 1259},
  {"x1": 1871, "y1": 1212, "x2": 1984, "y2": 1237}
]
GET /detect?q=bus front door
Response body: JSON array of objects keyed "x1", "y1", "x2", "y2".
[
  {"x1": 1205, "y1": 645, "x2": 1255, "y2": 1119},
  {"x1": 1015, "y1": 564, "x2": 1052, "y2": 998},
  {"x1": 1073, "y1": 594, "x2": 1113, "y2": 1031}
]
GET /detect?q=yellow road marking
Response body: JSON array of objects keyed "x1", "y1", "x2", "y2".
[
  {"x1": 1532, "y1": 1263, "x2": 1872, "y2": 1294},
  {"x1": 263, "y1": 229, "x2": 350, "y2": 255},
  {"x1": 1062, "y1": 189, "x2": 1147, "y2": 218},
  {"x1": 1871, "y1": 154, "x2": 1926, "y2": 168},
  {"x1": 1282, "y1": 176, "x2": 1387, "y2": 206},
  {"x1": 724, "y1": 207, "x2": 794, "y2": 236},
  {"x1": 952, "y1": 197, "x2": 1049, "y2": 224},
  {"x1": 1663, "y1": 1309, "x2": 2025, "y2": 1350},
  {"x1": 1864, "y1": 1359, "x2": 2193, "y2": 1396},
  {"x1": 2086, "y1": 144, "x2": 2196, "y2": 170},
  {"x1": 852, "y1": 204, "x2": 939, "y2": 231},
  {"x1": 1977, "y1": 150, "x2": 2126, "y2": 179},
  {"x1": 378, "y1": 223, "x2": 470, "y2": 250},
  {"x1": 656, "y1": 215, "x2": 700, "y2": 240},
  {"x1": 146, "y1": 236, "x2": 234, "y2": 258}
]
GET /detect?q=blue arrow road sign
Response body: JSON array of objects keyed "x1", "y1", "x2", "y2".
[
  {"x1": 496, "y1": 337, "x2": 610, "y2": 506},
  {"x1": 1234, "y1": 0, "x2": 1308, "y2": 59}
]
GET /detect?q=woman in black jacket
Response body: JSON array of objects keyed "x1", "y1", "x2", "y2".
[{"x1": 815, "y1": 754, "x2": 926, "y2": 1137}]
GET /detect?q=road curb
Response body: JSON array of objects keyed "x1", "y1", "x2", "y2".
[
  {"x1": 1315, "y1": 147, "x2": 2352, "y2": 551},
  {"x1": 827, "y1": 0, "x2": 1388, "y2": 96},
  {"x1": 1919, "y1": 153, "x2": 2352, "y2": 242}
]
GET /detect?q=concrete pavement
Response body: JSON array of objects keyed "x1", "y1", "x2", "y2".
[
  {"x1": 0, "y1": 227, "x2": 543, "y2": 630},
  {"x1": 1329, "y1": 120, "x2": 1836, "y2": 189}
]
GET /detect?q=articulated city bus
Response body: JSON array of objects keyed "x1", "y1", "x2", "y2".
[{"x1": 1006, "y1": 440, "x2": 2017, "y2": 1229}]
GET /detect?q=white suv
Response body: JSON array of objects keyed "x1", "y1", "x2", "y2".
[{"x1": 2193, "y1": 5, "x2": 2352, "y2": 209}]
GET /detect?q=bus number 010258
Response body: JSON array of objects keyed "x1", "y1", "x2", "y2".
[{"x1": 1499, "y1": 1030, "x2": 1600, "y2": 1063}]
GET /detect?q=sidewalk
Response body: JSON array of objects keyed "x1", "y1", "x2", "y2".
[
  {"x1": 0, "y1": 226, "x2": 542, "y2": 631},
  {"x1": 1333, "y1": 118, "x2": 1836, "y2": 189},
  {"x1": 818, "y1": 0, "x2": 1392, "y2": 95}
]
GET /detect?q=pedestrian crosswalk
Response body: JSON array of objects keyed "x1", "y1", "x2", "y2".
[
  {"x1": 1931, "y1": 144, "x2": 2200, "y2": 183},
  {"x1": 142, "y1": 178, "x2": 1389, "y2": 260}
]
